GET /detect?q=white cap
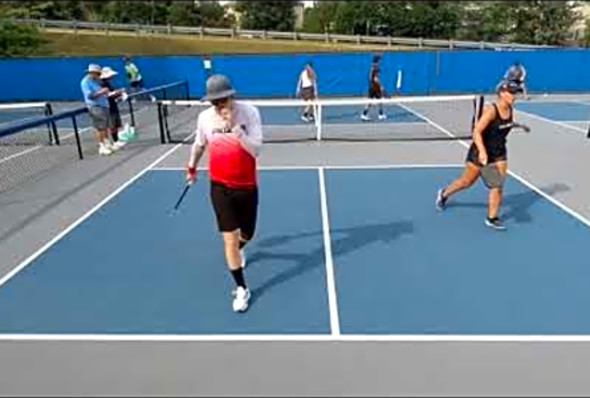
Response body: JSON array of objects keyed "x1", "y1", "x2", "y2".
[{"x1": 87, "y1": 64, "x2": 101, "y2": 73}]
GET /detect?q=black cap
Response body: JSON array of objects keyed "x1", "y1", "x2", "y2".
[
  {"x1": 202, "y1": 74, "x2": 237, "y2": 101},
  {"x1": 496, "y1": 79, "x2": 523, "y2": 94}
]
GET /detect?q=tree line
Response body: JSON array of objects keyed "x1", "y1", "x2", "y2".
[{"x1": 0, "y1": 1, "x2": 589, "y2": 56}]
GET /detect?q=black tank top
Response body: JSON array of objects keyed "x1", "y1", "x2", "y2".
[{"x1": 481, "y1": 103, "x2": 513, "y2": 154}]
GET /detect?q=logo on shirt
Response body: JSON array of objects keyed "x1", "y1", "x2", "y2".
[{"x1": 212, "y1": 126, "x2": 233, "y2": 135}]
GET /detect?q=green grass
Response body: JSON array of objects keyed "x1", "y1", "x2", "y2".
[{"x1": 33, "y1": 29, "x2": 420, "y2": 56}]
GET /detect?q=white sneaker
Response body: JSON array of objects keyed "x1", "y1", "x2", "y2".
[
  {"x1": 378, "y1": 114, "x2": 387, "y2": 120},
  {"x1": 301, "y1": 115, "x2": 310, "y2": 123},
  {"x1": 361, "y1": 114, "x2": 370, "y2": 121},
  {"x1": 113, "y1": 141, "x2": 127, "y2": 149},
  {"x1": 98, "y1": 144, "x2": 113, "y2": 156},
  {"x1": 240, "y1": 249, "x2": 246, "y2": 269},
  {"x1": 232, "y1": 287, "x2": 251, "y2": 312}
]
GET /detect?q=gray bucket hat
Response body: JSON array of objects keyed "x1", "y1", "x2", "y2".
[{"x1": 202, "y1": 74, "x2": 237, "y2": 101}]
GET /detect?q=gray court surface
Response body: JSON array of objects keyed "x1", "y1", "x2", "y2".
[{"x1": 1, "y1": 95, "x2": 590, "y2": 396}]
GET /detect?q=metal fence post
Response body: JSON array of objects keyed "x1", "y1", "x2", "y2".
[{"x1": 71, "y1": 116, "x2": 83, "y2": 160}]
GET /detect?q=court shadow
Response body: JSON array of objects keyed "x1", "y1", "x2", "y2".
[
  {"x1": 447, "y1": 183, "x2": 570, "y2": 224},
  {"x1": 248, "y1": 220, "x2": 414, "y2": 305}
]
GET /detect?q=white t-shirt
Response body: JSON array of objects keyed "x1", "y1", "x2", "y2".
[
  {"x1": 193, "y1": 101, "x2": 263, "y2": 188},
  {"x1": 299, "y1": 69, "x2": 314, "y2": 88}
]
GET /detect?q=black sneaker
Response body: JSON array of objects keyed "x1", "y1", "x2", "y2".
[
  {"x1": 436, "y1": 188, "x2": 448, "y2": 211},
  {"x1": 485, "y1": 217, "x2": 506, "y2": 231}
]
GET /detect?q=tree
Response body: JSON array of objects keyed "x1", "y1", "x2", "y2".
[
  {"x1": 508, "y1": 1, "x2": 581, "y2": 45},
  {"x1": 101, "y1": 1, "x2": 157, "y2": 24},
  {"x1": 235, "y1": 1, "x2": 297, "y2": 31},
  {"x1": 458, "y1": 2, "x2": 513, "y2": 42},
  {"x1": 167, "y1": 1, "x2": 232, "y2": 28},
  {"x1": 167, "y1": 1, "x2": 197, "y2": 26},
  {"x1": 197, "y1": 1, "x2": 233, "y2": 28},
  {"x1": 0, "y1": 19, "x2": 43, "y2": 56}
]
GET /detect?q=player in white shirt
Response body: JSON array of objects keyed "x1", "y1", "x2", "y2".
[{"x1": 296, "y1": 61, "x2": 318, "y2": 122}]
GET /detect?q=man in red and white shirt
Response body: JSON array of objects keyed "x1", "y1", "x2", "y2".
[{"x1": 186, "y1": 74, "x2": 263, "y2": 313}]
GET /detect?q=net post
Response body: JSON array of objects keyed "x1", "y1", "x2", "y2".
[
  {"x1": 44, "y1": 103, "x2": 60, "y2": 145},
  {"x1": 316, "y1": 102, "x2": 322, "y2": 141},
  {"x1": 157, "y1": 102, "x2": 166, "y2": 144},
  {"x1": 128, "y1": 99, "x2": 136, "y2": 127},
  {"x1": 164, "y1": 104, "x2": 172, "y2": 143},
  {"x1": 471, "y1": 97, "x2": 476, "y2": 131},
  {"x1": 71, "y1": 115, "x2": 84, "y2": 160},
  {"x1": 477, "y1": 95, "x2": 484, "y2": 119}
]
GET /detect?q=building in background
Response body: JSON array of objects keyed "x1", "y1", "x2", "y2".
[{"x1": 571, "y1": 1, "x2": 590, "y2": 42}]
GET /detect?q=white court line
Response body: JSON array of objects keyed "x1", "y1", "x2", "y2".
[
  {"x1": 0, "y1": 141, "x2": 187, "y2": 290},
  {"x1": 151, "y1": 164, "x2": 465, "y2": 172},
  {"x1": 549, "y1": 120, "x2": 589, "y2": 124},
  {"x1": 0, "y1": 127, "x2": 91, "y2": 165},
  {"x1": 2, "y1": 334, "x2": 590, "y2": 342},
  {"x1": 398, "y1": 103, "x2": 590, "y2": 230},
  {"x1": 508, "y1": 171, "x2": 590, "y2": 229},
  {"x1": 318, "y1": 167, "x2": 340, "y2": 336},
  {"x1": 0, "y1": 145, "x2": 45, "y2": 165},
  {"x1": 514, "y1": 108, "x2": 587, "y2": 134}
]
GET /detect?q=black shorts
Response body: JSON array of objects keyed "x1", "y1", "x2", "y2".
[
  {"x1": 210, "y1": 181, "x2": 258, "y2": 239},
  {"x1": 130, "y1": 80, "x2": 143, "y2": 89},
  {"x1": 368, "y1": 87, "x2": 383, "y2": 99},
  {"x1": 301, "y1": 87, "x2": 315, "y2": 101},
  {"x1": 466, "y1": 143, "x2": 507, "y2": 165}
]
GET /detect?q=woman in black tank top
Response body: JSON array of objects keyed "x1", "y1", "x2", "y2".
[{"x1": 435, "y1": 80, "x2": 523, "y2": 230}]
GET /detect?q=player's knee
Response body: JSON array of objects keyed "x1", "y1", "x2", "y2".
[{"x1": 222, "y1": 230, "x2": 240, "y2": 247}]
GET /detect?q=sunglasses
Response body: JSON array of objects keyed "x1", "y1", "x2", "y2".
[{"x1": 211, "y1": 98, "x2": 231, "y2": 108}]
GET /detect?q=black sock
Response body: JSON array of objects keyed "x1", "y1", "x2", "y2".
[{"x1": 231, "y1": 268, "x2": 247, "y2": 289}]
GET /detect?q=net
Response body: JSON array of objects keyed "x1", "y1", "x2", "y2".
[
  {"x1": 159, "y1": 95, "x2": 483, "y2": 144},
  {"x1": 125, "y1": 81, "x2": 189, "y2": 135},
  {"x1": 0, "y1": 81, "x2": 191, "y2": 195},
  {"x1": 0, "y1": 102, "x2": 57, "y2": 146},
  {"x1": 0, "y1": 102, "x2": 52, "y2": 125},
  {"x1": 0, "y1": 106, "x2": 90, "y2": 195}
]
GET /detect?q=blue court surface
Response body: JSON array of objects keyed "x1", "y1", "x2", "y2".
[
  {"x1": 0, "y1": 166, "x2": 589, "y2": 336},
  {"x1": 517, "y1": 100, "x2": 590, "y2": 122},
  {"x1": 260, "y1": 103, "x2": 421, "y2": 125}
]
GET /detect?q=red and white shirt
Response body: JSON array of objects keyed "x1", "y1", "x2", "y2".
[{"x1": 193, "y1": 101, "x2": 263, "y2": 189}]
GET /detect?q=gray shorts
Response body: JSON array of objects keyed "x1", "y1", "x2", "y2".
[{"x1": 88, "y1": 106, "x2": 111, "y2": 130}]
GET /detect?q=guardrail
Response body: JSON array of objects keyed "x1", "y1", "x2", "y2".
[{"x1": 12, "y1": 18, "x2": 555, "y2": 50}]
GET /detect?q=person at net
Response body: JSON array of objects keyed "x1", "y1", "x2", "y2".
[
  {"x1": 361, "y1": 55, "x2": 387, "y2": 121},
  {"x1": 504, "y1": 62, "x2": 528, "y2": 99},
  {"x1": 80, "y1": 64, "x2": 118, "y2": 156},
  {"x1": 435, "y1": 80, "x2": 523, "y2": 231},
  {"x1": 100, "y1": 66, "x2": 126, "y2": 150},
  {"x1": 186, "y1": 74, "x2": 263, "y2": 313},
  {"x1": 296, "y1": 61, "x2": 318, "y2": 123}
]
